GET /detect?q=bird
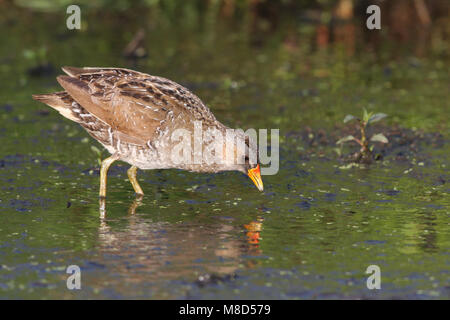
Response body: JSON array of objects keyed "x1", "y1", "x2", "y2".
[{"x1": 32, "y1": 67, "x2": 263, "y2": 202}]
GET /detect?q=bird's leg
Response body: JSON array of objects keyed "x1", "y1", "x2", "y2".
[
  {"x1": 99, "y1": 154, "x2": 119, "y2": 199},
  {"x1": 127, "y1": 165, "x2": 144, "y2": 196}
]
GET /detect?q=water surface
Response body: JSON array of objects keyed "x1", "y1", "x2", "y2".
[{"x1": 0, "y1": 6, "x2": 448, "y2": 299}]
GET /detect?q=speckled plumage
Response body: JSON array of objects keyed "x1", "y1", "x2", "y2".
[
  {"x1": 33, "y1": 67, "x2": 264, "y2": 199},
  {"x1": 32, "y1": 66, "x2": 253, "y2": 174}
]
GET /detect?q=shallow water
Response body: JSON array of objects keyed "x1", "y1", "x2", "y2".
[{"x1": 0, "y1": 6, "x2": 449, "y2": 299}]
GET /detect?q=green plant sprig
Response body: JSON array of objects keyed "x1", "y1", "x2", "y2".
[{"x1": 337, "y1": 108, "x2": 388, "y2": 162}]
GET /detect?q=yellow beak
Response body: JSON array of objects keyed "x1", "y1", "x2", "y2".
[{"x1": 248, "y1": 164, "x2": 264, "y2": 192}]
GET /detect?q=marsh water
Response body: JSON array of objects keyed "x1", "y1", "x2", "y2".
[{"x1": 0, "y1": 5, "x2": 449, "y2": 299}]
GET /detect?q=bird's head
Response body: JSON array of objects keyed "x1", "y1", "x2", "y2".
[{"x1": 206, "y1": 128, "x2": 263, "y2": 192}]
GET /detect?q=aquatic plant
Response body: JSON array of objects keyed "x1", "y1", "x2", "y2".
[{"x1": 337, "y1": 108, "x2": 388, "y2": 163}]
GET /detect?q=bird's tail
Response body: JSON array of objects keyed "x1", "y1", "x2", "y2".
[{"x1": 32, "y1": 91, "x2": 79, "y2": 122}]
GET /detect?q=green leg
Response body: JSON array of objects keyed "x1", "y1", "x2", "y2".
[
  {"x1": 99, "y1": 154, "x2": 119, "y2": 199},
  {"x1": 127, "y1": 165, "x2": 144, "y2": 196}
]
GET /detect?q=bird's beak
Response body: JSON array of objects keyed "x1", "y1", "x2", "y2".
[{"x1": 248, "y1": 164, "x2": 264, "y2": 192}]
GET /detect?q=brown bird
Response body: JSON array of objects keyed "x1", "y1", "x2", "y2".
[{"x1": 32, "y1": 67, "x2": 263, "y2": 201}]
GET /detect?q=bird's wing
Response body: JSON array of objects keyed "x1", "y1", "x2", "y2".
[
  {"x1": 61, "y1": 66, "x2": 142, "y2": 77},
  {"x1": 57, "y1": 67, "x2": 217, "y2": 146},
  {"x1": 32, "y1": 91, "x2": 148, "y2": 147}
]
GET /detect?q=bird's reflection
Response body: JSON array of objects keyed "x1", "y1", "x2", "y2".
[{"x1": 94, "y1": 197, "x2": 264, "y2": 287}]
